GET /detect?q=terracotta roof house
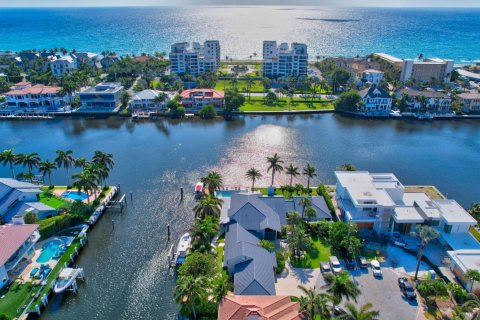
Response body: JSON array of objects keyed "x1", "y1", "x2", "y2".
[
  {"x1": 179, "y1": 89, "x2": 225, "y2": 112},
  {"x1": 4, "y1": 82, "x2": 67, "y2": 111},
  {"x1": 0, "y1": 224, "x2": 40, "y2": 289},
  {"x1": 218, "y1": 295, "x2": 306, "y2": 320}
]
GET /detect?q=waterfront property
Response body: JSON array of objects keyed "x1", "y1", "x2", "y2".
[
  {"x1": 458, "y1": 92, "x2": 480, "y2": 112},
  {"x1": 358, "y1": 86, "x2": 392, "y2": 117},
  {"x1": 447, "y1": 249, "x2": 480, "y2": 293},
  {"x1": 169, "y1": 40, "x2": 221, "y2": 76},
  {"x1": 218, "y1": 295, "x2": 305, "y2": 320},
  {"x1": 397, "y1": 88, "x2": 452, "y2": 115},
  {"x1": 50, "y1": 55, "x2": 77, "y2": 77},
  {"x1": 129, "y1": 89, "x2": 175, "y2": 111},
  {"x1": 361, "y1": 69, "x2": 384, "y2": 85},
  {"x1": 78, "y1": 82, "x2": 124, "y2": 112},
  {"x1": 0, "y1": 178, "x2": 57, "y2": 223},
  {"x1": 4, "y1": 82, "x2": 68, "y2": 112},
  {"x1": 262, "y1": 41, "x2": 308, "y2": 78},
  {"x1": 179, "y1": 88, "x2": 225, "y2": 112},
  {"x1": 0, "y1": 224, "x2": 40, "y2": 290}
]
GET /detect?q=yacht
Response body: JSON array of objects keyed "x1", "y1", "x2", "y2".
[{"x1": 175, "y1": 233, "x2": 192, "y2": 265}]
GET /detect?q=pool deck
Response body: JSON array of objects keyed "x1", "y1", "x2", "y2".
[{"x1": 52, "y1": 189, "x2": 101, "y2": 205}]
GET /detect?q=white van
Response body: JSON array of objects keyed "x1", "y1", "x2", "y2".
[{"x1": 330, "y1": 256, "x2": 342, "y2": 273}]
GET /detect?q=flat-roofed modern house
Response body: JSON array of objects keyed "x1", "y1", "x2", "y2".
[
  {"x1": 0, "y1": 224, "x2": 40, "y2": 289},
  {"x1": 447, "y1": 250, "x2": 480, "y2": 293},
  {"x1": 169, "y1": 41, "x2": 220, "y2": 76},
  {"x1": 358, "y1": 86, "x2": 392, "y2": 117},
  {"x1": 262, "y1": 41, "x2": 308, "y2": 78},
  {"x1": 458, "y1": 92, "x2": 480, "y2": 112},
  {"x1": 78, "y1": 82, "x2": 124, "y2": 112},
  {"x1": 397, "y1": 88, "x2": 452, "y2": 114},
  {"x1": 218, "y1": 295, "x2": 306, "y2": 320},
  {"x1": 0, "y1": 178, "x2": 57, "y2": 223},
  {"x1": 50, "y1": 55, "x2": 77, "y2": 77},
  {"x1": 4, "y1": 82, "x2": 68, "y2": 112},
  {"x1": 179, "y1": 88, "x2": 224, "y2": 112},
  {"x1": 129, "y1": 90, "x2": 175, "y2": 111}
]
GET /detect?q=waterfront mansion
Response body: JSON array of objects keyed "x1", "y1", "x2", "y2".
[
  {"x1": 179, "y1": 89, "x2": 225, "y2": 112},
  {"x1": 4, "y1": 82, "x2": 68, "y2": 112}
]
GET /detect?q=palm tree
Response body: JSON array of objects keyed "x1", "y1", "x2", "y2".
[
  {"x1": 286, "y1": 164, "x2": 300, "y2": 186},
  {"x1": 55, "y1": 150, "x2": 74, "y2": 186},
  {"x1": 245, "y1": 168, "x2": 262, "y2": 191},
  {"x1": 193, "y1": 195, "x2": 223, "y2": 219},
  {"x1": 303, "y1": 164, "x2": 317, "y2": 193},
  {"x1": 266, "y1": 153, "x2": 284, "y2": 187},
  {"x1": 72, "y1": 170, "x2": 97, "y2": 206},
  {"x1": 288, "y1": 226, "x2": 311, "y2": 258},
  {"x1": 299, "y1": 197, "x2": 312, "y2": 217},
  {"x1": 324, "y1": 271, "x2": 361, "y2": 305},
  {"x1": 339, "y1": 302, "x2": 380, "y2": 320},
  {"x1": 16, "y1": 152, "x2": 40, "y2": 174},
  {"x1": 74, "y1": 157, "x2": 89, "y2": 169},
  {"x1": 38, "y1": 160, "x2": 56, "y2": 186},
  {"x1": 465, "y1": 269, "x2": 480, "y2": 292},
  {"x1": 0, "y1": 149, "x2": 17, "y2": 178},
  {"x1": 201, "y1": 171, "x2": 224, "y2": 195},
  {"x1": 92, "y1": 150, "x2": 115, "y2": 169},
  {"x1": 413, "y1": 225, "x2": 440, "y2": 280},
  {"x1": 173, "y1": 275, "x2": 208, "y2": 320},
  {"x1": 338, "y1": 163, "x2": 357, "y2": 171},
  {"x1": 304, "y1": 207, "x2": 317, "y2": 220},
  {"x1": 298, "y1": 285, "x2": 318, "y2": 320},
  {"x1": 212, "y1": 272, "x2": 230, "y2": 304}
]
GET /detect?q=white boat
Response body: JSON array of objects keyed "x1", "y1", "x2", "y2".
[
  {"x1": 54, "y1": 268, "x2": 83, "y2": 293},
  {"x1": 194, "y1": 182, "x2": 203, "y2": 194},
  {"x1": 389, "y1": 109, "x2": 402, "y2": 118},
  {"x1": 175, "y1": 233, "x2": 192, "y2": 265}
]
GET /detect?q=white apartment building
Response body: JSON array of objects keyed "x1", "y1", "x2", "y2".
[
  {"x1": 4, "y1": 82, "x2": 68, "y2": 111},
  {"x1": 262, "y1": 41, "x2": 308, "y2": 78},
  {"x1": 400, "y1": 58, "x2": 454, "y2": 83},
  {"x1": 50, "y1": 55, "x2": 77, "y2": 77},
  {"x1": 362, "y1": 69, "x2": 384, "y2": 85},
  {"x1": 78, "y1": 82, "x2": 124, "y2": 111},
  {"x1": 169, "y1": 41, "x2": 220, "y2": 76}
]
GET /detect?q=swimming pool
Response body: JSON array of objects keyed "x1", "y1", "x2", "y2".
[
  {"x1": 36, "y1": 239, "x2": 63, "y2": 263},
  {"x1": 62, "y1": 191, "x2": 88, "y2": 201},
  {"x1": 215, "y1": 190, "x2": 244, "y2": 198}
]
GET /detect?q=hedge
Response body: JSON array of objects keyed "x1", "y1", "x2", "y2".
[
  {"x1": 38, "y1": 214, "x2": 85, "y2": 239},
  {"x1": 318, "y1": 183, "x2": 337, "y2": 221}
]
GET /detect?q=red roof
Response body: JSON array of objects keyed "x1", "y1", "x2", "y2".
[
  {"x1": 5, "y1": 84, "x2": 61, "y2": 96},
  {"x1": 15, "y1": 81, "x2": 30, "y2": 86},
  {"x1": 132, "y1": 55, "x2": 150, "y2": 63},
  {"x1": 0, "y1": 224, "x2": 39, "y2": 267},
  {"x1": 218, "y1": 295, "x2": 306, "y2": 320},
  {"x1": 180, "y1": 89, "x2": 225, "y2": 99}
]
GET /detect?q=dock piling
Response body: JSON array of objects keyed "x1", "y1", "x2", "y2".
[
  {"x1": 180, "y1": 187, "x2": 184, "y2": 200},
  {"x1": 112, "y1": 219, "x2": 115, "y2": 230},
  {"x1": 130, "y1": 192, "x2": 133, "y2": 202},
  {"x1": 167, "y1": 224, "x2": 170, "y2": 241}
]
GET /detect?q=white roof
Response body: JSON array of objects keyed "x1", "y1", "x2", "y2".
[
  {"x1": 59, "y1": 268, "x2": 77, "y2": 279},
  {"x1": 434, "y1": 199, "x2": 477, "y2": 224},
  {"x1": 393, "y1": 206, "x2": 425, "y2": 223},
  {"x1": 401, "y1": 192, "x2": 441, "y2": 220},
  {"x1": 374, "y1": 53, "x2": 403, "y2": 63},
  {"x1": 447, "y1": 249, "x2": 480, "y2": 273},
  {"x1": 363, "y1": 69, "x2": 384, "y2": 74}
]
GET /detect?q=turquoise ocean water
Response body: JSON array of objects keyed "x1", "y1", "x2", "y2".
[{"x1": 0, "y1": 6, "x2": 479, "y2": 61}]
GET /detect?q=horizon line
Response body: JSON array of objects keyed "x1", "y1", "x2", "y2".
[{"x1": 1, "y1": 4, "x2": 480, "y2": 8}]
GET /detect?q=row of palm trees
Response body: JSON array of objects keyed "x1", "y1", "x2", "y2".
[{"x1": 0, "y1": 149, "x2": 114, "y2": 188}]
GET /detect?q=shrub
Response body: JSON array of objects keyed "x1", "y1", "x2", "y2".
[
  {"x1": 177, "y1": 252, "x2": 217, "y2": 278},
  {"x1": 24, "y1": 211, "x2": 38, "y2": 224},
  {"x1": 38, "y1": 214, "x2": 85, "y2": 239},
  {"x1": 48, "y1": 185, "x2": 55, "y2": 190},
  {"x1": 318, "y1": 183, "x2": 336, "y2": 220},
  {"x1": 279, "y1": 225, "x2": 288, "y2": 239},
  {"x1": 259, "y1": 240, "x2": 275, "y2": 252},
  {"x1": 68, "y1": 201, "x2": 92, "y2": 218},
  {"x1": 275, "y1": 250, "x2": 286, "y2": 274},
  {"x1": 175, "y1": 106, "x2": 186, "y2": 118},
  {"x1": 102, "y1": 186, "x2": 109, "y2": 192},
  {"x1": 198, "y1": 104, "x2": 217, "y2": 119},
  {"x1": 418, "y1": 280, "x2": 449, "y2": 299},
  {"x1": 309, "y1": 220, "x2": 331, "y2": 238}
]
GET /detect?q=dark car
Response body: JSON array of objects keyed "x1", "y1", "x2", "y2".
[
  {"x1": 398, "y1": 277, "x2": 417, "y2": 299},
  {"x1": 346, "y1": 257, "x2": 356, "y2": 269}
]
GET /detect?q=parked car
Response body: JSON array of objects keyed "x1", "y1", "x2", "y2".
[
  {"x1": 371, "y1": 259, "x2": 382, "y2": 277},
  {"x1": 320, "y1": 261, "x2": 331, "y2": 273},
  {"x1": 333, "y1": 305, "x2": 347, "y2": 316},
  {"x1": 346, "y1": 257, "x2": 356, "y2": 269},
  {"x1": 358, "y1": 256, "x2": 368, "y2": 268},
  {"x1": 398, "y1": 277, "x2": 417, "y2": 299},
  {"x1": 330, "y1": 256, "x2": 342, "y2": 274}
]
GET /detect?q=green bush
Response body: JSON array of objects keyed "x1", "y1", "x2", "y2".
[
  {"x1": 259, "y1": 240, "x2": 275, "y2": 252},
  {"x1": 24, "y1": 211, "x2": 38, "y2": 224},
  {"x1": 309, "y1": 220, "x2": 331, "y2": 238},
  {"x1": 198, "y1": 104, "x2": 217, "y2": 119},
  {"x1": 318, "y1": 183, "x2": 336, "y2": 220},
  {"x1": 418, "y1": 280, "x2": 449, "y2": 299},
  {"x1": 102, "y1": 186, "x2": 109, "y2": 192},
  {"x1": 38, "y1": 214, "x2": 85, "y2": 239},
  {"x1": 175, "y1": 106, "x2": 186, "y2": 118},
  {"x1": 275, "y1": 250, "x2": 286, "y2": 274}
]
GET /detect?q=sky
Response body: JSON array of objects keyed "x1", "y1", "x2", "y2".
[{"x1": 0, "y1": 0, "x2": 479, "y2": 6}]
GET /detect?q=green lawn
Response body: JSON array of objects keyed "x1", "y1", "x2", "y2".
[
  {"x1": 470, "y1": 226, "x2": 480, "y2": 242},
  {"x1": 39, "y1": 192, "x2": 69, "y2": 210},
  {"x1": 215, "y1": 79, "x2": 265, "y2": 93},
  {"x1": 216, "y1": 245, "x2": 224, "y2": 269},
  {"x1": 239, "y1": 98, "x2": 333, "y2": 112},
  {"x1": 290, "y1": 236, "x2": 331, "y2": 268},
  {"x1": 0, "y1": 282, "x2": 36, "y2": 319}
]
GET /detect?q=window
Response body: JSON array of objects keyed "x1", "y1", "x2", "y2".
[{"x1": 443, "y1": 224, "x2": 452, "y2": 234}]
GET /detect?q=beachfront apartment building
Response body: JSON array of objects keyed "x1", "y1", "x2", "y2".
[
  {"x1": 358, "y1": 86, "x2": 392, "y2": 116},
  {"x1": 179, "y1": 89, "x2": 225, "y2": 112},
  {"x1": 262, "y1": 41, "x2": 308, "y2": 78},
  {"x1": 78, "y1": 82, "x2": 124, "y2": 111},
  {"x1": 0, "y1": 224, "x2": 40, "y2": 289},
  {"x1": 129, "y1": 90, "x2": 175, "y2": 111},
  {"x1": 362, "y1": 69, "x2": 384, "y2": 85},
  {"x1": 169, "y1": 41, "x2": 221, "y2": 76},
  {"x1": 397, "y1": 88, "x2": 452, "y2": 114},
  {"x1": 458, "y1": 92, "x2": 480, "y2": 112},
  {"x1": 50, "y1": 55, "x2": 77, "y2": 77},
  {"x1": 4, "y1": 82, "x2": 68, "y2": 111}
]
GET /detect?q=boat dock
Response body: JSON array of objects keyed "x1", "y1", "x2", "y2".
[
  {"x1": 0, "y1": 112, "x2": 55, "y2": 120},
  {"x1": 53, "y1": 267, "x2": 85, "y2": 294}
]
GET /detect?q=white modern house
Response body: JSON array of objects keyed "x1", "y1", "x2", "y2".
[
  {"x1": 4, "y1": 82, "x2": 68, "y2": 112},
  {"x1": 262, "y1": 41, "x2": 308, "y2": 78},
  {"x1": 169, "y1": 41, "x2": 221, "y2": 76},
  {"x1": 0, "y1": 224, "x2": 40, "y2": 289},
  {"x1": 358, "y1": 86, "x2": 392, "y2": 117},
  {"x1": 362, "y1": 69, "x2": 384, "y2": 85},
  {"x1": 129, "y1": 90, "x2": 175, "y2": 111},
  {"x1": 78, "y1": 82, "x2": 124, "y2": 112},
  {"x1": 50, "y1": 55, "x2": 77, "y2": 77},
  {"x1": 447, "y1": 250, "x2": 480, "y2": 293}
]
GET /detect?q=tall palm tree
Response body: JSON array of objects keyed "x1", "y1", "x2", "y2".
[
  {"x1": 193, "y1": 195, "x2": 223, "y2": 219},
  {"x1": 0, "y1": 149, "x2": 17, "y2": 178},
  {"x1": 38, "y1": 160, "x2": 56, "y2": 186},
  {"x1": 298, "y1": 285, "x2": 318, "y2": 320},
  {"x1": 92, "y1": 150, "x2": 115, "y2": 169},
  {"x1": 324, "y1": 271, "x2": 361, "y2": 305},
  {"x1": 173, "y1": 275, "x2": 208, "y2": 320},
  {"x1": 74, "y1": 157, "x2": 89, "y2": 169},
  {"x1": 55, "y1": 150, "x2": 74, "y2": 186},
  {"x1": 339, "y1": 302, "x2": 380, "y2": 320},
  {"x1": 303, "y1": 164, "x2": 317, "y2": 193},
  {"x1": 201, "y1": 171, "x2": 223, "y2": 195},
  {"x1": 266, "y1": 153, "x2": 284, "y2": 187},
  {"x1": 414, "y1": 225, "x2": 440, "y2": 280},
  {"x1": 16, "y1": 152, "x2": 41, "y2": 174},
  {"x1": 286, "y1": 164, "x2": 300, "y2": 186},
  {"x1": 72, "y1": 170, "x2": 97, "y2": 206},
  {"x1": 245, "y1": 168, "x2": 262, "y2": 191},
  {"x1": 288, "y1": 226, "x2": 311, "y2": 257},
  {"x1": 299, "y1": 197, "x2": 312, "y2": 217},
  {"x1": 212, "y1": 272, "x2": 230, "y2": 304}
]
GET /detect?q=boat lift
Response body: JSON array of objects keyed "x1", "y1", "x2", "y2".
[{"x1": 53, "y1": 268, "x2": 85, "y2": 294}]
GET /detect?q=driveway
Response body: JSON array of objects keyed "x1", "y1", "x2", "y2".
[{"x1": 275, "y1": 263, "x2": 320, "y2": 296}]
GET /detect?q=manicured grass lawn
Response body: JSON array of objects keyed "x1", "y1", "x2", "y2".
[
  {"x1": 239, "y1": 98, "x2": 333, "y2": 112},
  {"x1": 404, "y1": 186, "x2": 446, "y2": 200},
  {"x1": 470, "y1": 226, "x2": 480, "y2": 242},
  {"x1": 216, "y1": 245, "x2": 224, "y2": 269},
  {"x1": 215, "y1": 80, "x2": 265, "y2": 93},
  {"x1": 256, "y1": 187, "x2": 320, "y2": 197},
  {"x1": 0, "y1": 282, "x2": 36, "y2": 319},
  {"x1": 39, "y1": 192, "x2": 69, "y2": 210},
  {"x1": 290, "y1": 236, "x2": 331, "y2": 268}
]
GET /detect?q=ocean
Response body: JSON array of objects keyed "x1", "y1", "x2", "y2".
[{"x1": 0, "y1": 6, "x2": 479, "y2": 62}]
